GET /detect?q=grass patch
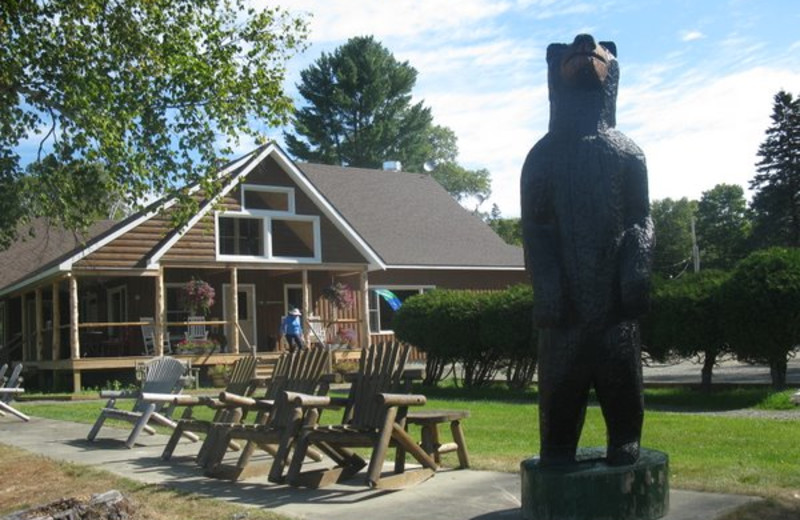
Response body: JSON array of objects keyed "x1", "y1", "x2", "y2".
[
  {"x1": 643, "y1": 387, "x2": 798, "y2": 411},
  {"x1": 0, "y1": 443, "x2": 286, "y2": 519},
  {"x1": 14, "y1": 385, "x2": 800, "y2": 501}
]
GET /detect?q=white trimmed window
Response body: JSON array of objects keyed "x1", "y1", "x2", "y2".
[
  {"x1": 216, "y1": 185, "x2": 321, "y2": 263},
  {"x1": 368, "y1": 286, "x2": 433, "y2": 333},
  {"x1": 242, "y1": 185, "x2": 294, "y2": 213}
]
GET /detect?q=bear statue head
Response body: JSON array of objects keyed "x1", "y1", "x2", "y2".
[{"x1": 546, "y1": 34, "x2": 619, "y2": 133}]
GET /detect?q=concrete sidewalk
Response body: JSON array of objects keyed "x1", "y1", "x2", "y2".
[{"x1": 0, "y1": 416, "x2": 757, "y2": 520}]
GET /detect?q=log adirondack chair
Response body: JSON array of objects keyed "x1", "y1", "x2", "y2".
[
  {"x1": 87, "y1": 357, "x2": 200, "y2": 448},
  {"x1": 141, "y1": 317, "x2": 171, "y2": 355},
  {"x1": 285, "y1": 342, "x2": 437, "y2": 490},
  {"x1": 0, "y1": 363, "x2": 29, "y2": 422},
  {"x1": 201, "y1": 347, "x2": 331, "y2": 482},
  {"x1": 157, "y1": 356, "x2": 259, "y2": 461}
]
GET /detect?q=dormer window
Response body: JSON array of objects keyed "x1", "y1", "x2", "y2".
[
  {"x1": 216, "y1": 185, "x2": 320, "y2": 263},
  {"x1": 243, "y1": 186, "x2": 293, "y2": 212}
]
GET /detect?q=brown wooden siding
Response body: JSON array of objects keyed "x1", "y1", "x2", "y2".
[
  {"x1": 161, "y1": 193, "x2": 239, "y2": 264},
  {"x1": 74, "y1": 213, "x2": 174, "y2": 268}
]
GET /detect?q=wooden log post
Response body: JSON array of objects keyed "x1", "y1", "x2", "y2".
[
  {"x1": 52, "y1": 281, "x2": 61, "y2": 360},
  {"x1": 301, "y1": 269, "x2": 310, "y2": 345},
  {"x1": 69, "y1": 275, "x2": 80, "y2": 360},
  {"x1": 229, "y1": 267, "x2": 239, "y2": 354},
  {"x1": 154, "y1": 268, "x2": 165, "y2": 356},
  {"x1": 35, "y1": 287, "x2": 44, "y2": 361},
  {"x1": 359, "y1": 270, "x2": 370, "y2": 349},
  {"x1": 20, "y1": 293, "x2": 28, "y2": 361}
]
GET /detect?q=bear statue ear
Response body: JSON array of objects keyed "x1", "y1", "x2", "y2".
[
  {"x1": 600, "y1": 41, "x2": 617, "y2": 58},
  {"x1": 546, "y1": 43, "x2": 567, "y2": 62}
]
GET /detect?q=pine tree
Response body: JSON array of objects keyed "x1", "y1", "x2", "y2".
[
  {"x1": 749, "y1": 91, "x2": 800, "y2": 247},
  {"x1": 284, "y1": 36, "x2": 491, "y2": 203},
  {"x1": 285, "y1": 36, "x2": 432, "y2": 170}
]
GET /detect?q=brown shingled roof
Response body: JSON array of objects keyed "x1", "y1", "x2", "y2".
[
  {"x1": 299, "y1": 163, "x2": 524, "y2": 268},
  {"x1": 0, "y1": 219, "x2": 117, "y2": 293}
]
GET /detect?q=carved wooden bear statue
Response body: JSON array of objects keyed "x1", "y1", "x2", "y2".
[{"x1": 521, "y1": 34, "x2": 655, "y2": 466}]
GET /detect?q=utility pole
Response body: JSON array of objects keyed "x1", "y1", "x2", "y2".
[{"x1": 690, "y1": 216, "x2": 700, "y2": 273}]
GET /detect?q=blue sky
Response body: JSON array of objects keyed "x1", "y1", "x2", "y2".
[{"x1": 258, "y1": 0, "x2": 800, "y2": 217}]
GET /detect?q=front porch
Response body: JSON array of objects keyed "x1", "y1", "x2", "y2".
[
  {"x1": 24, "y1": 352, "x2": 280, "y2": 392},
  {"x1": 4, "y1": 263, "x2": 386, "y2": 391}
]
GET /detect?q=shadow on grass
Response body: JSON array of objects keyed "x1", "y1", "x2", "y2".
[
  {"x1": 719, "y1": 497, "x2": 800, "y2": 520},
  {"x1": 409, "y1": 381, "x2": 793, "y2": 412}
]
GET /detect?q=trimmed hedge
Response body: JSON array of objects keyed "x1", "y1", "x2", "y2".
[
  {"x1": 721, "y1": 247, "x2": 800, "y2": 389},
  {"x1": 393, "y1": 285, "x2": 537, "y2": 388},
  {"x1": 643, "y1": 270, "x2": 730, "y2": 390}
]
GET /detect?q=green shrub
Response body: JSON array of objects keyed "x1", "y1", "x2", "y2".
[
  {"x1": 644, "y1": 270, "x2": 730, "y2": 390},
  {"x1": 394, "y1": 285, "x2": 537, "y2": 389},
  {"x1": 479, "y1": 285, "x2": 537, "y2": 390},
  {"x1": 722, "y1": 247, "x2": 800, "y2": 389}
]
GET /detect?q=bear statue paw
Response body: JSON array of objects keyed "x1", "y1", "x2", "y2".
[{"x1": 606, "y1": 441, "x2": 640, "y2": 466}]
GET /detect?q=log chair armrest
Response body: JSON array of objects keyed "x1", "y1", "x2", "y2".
[
  {"x1": 219, "y1": 391, "x2": 276, "y2": 411},
  {"x1": 140, "y1": 392, "x2": 191, "y2": 405},
  {"x1": 218, "y1": 391, "x2": 256, "y2": 407},
  {"x1": 99, "y1": 390, "x2": 140, "y2": 399},
  {"x1": 378, "y1": 393, "x2": 427, "y2": 407},
  {"x1": 284, "y1": 391, "x2": 331, "y2": 408}
]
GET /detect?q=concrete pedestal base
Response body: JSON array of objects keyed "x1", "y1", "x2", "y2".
[{"x1": 521, "y1": 447, "x2": 669, "y2": 520}]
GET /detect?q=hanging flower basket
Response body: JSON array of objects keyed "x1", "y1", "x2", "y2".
[
  {"x1": 322, "y1": 282, "x2": 355, "y2": 310},
  {"x1": 183, "y1": 278, "x2": 215, "y2": 316}
]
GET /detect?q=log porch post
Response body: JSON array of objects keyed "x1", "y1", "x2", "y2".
[
  {"x1": 359, "y1": 270, "x2": 370, "y2": 349},
  {"x1": 35, "y1": 287, "x2": 44, "y2": 361},
  {"x1": 52, "y1": 281, "x2": 61, "y2": 360},
  {"x1": 20, "y1": 293, "x2": 28, "y2": 361},
  {"x1": 301, "y1": 269, "x2": 310, "y2": 344},
  {"x1": 69, "y1": 275, "x2": 80, "y2": 360},
  {"x1": 155, "y1": 267, "x2": 165, "y2": 356},
  {"x1": 229, "y1": 266, "x2": 239, "y2": 354},
  {"x1": 68, "y1": 275, "x2": 81, "y2": 391}
]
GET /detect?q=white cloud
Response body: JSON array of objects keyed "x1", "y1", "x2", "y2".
[
  {"x1": 620, "y1": 66, "x2": 800, "y2": 204},
  {"x1": 273, "y1": 0, "x2": 512, "y2": 43},
  {"x1": 681, "y1": 30, "x2": 705, "y2": 42},
  {"x1": 253, "y1": 0, "x2": 800, "y2": 220}
]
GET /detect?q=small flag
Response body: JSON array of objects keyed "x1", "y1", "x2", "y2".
[{"x1": 374, "y1": 289, "x2": 403, "y2": 311}]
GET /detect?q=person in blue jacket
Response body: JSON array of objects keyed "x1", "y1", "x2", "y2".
[{"x1": 280, "y1": 308, "x2": 306, "y2": 352}]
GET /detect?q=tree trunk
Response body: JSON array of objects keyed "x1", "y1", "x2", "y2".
[
  {"x1": 700, "y1": 349, "x2": 717, "y2": 393},
  {"x1": 769, "y1": 358, "x2": 787, "y2": 391}
]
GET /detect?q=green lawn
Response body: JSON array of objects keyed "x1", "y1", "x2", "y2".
[{"x1": 13, "y1": 385, "x2": 800, "y2": 500}]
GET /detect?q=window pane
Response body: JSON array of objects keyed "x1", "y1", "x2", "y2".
[
  {"x1": 219, "y1": 217, "x2": 263, "y2": 256},
  {"x1": 272, "y1": 219, "x2": 315, "y2": 258},
  {"x1": 238, "y1": 218, "x2": 264, "y2": 255},
  {"x1": 244, "y1": 189, "x2": 289, "y2": 211}
]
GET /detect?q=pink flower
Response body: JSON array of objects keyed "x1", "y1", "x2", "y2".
[{"x1": 184, "y1": 278, "x2": 215, "y2": 315}]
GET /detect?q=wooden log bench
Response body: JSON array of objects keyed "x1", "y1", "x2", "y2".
[{"x1": 404, "y1": 409, "x2": 470, "y2": 469}]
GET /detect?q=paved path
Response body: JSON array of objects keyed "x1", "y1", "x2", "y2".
[
  {"x1": 642, "y1": 357, "x2": 800, "y2": 386},
  {"x1": 0, "y1": 417, "x2": 758, "y2": 520}
]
